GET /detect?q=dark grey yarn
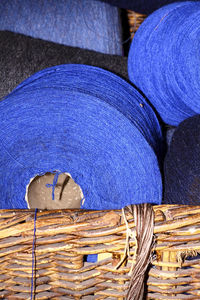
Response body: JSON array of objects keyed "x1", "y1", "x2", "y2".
[
  {"x1": 164, "y1": 114, "x2": 200, "y2": 205},
  {"x1": 0, "y1": 30, "x2": 128, "y2": 100}
]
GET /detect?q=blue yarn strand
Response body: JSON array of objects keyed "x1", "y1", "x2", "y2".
[
  {"x1": 46, "y1": 171, "x2": 62, "y2": 200},
  {"x1": 31, "y1": 208, "x2": 37, "y2": 300}
]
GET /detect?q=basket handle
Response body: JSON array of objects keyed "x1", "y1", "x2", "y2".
[{"x1": 125, "y1": 203, "x2": 154, "y2": 300}]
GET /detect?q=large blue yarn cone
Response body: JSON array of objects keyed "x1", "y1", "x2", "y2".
[
  {"x1": 128, "y1": 1, "x2": 200, "y2": 126},
  {"x1": 0, "y1": 64, "x2": 163, "y2": 209}
]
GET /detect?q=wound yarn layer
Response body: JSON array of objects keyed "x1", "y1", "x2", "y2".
[
  {"x1": 0, "y1": 64, "x2": 163, "y2": 209},
  {"x1": 128, "y1": 1, "x2": 200, "y2": 126}
]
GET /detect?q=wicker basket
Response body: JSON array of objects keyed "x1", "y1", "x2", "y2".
[
  {"x1": 1, "y1": 11, "x2": 200, "y2": 300},
  {"x1": 0, "y1": 204, "x2": 200, "y2": 299},
  {"x1": 127, "y1": 10, "x2": 146, "y2": 39}
]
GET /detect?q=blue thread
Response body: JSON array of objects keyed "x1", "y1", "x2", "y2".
[
  {"x1": 0, "y1": 64, "x2": 163, "y2": 209},
  {"x1": 31, "y1": 208, "x2": 37, "y2": 300},
  {"x1": 128, "y1": 1, "x2": 200, "y2": 126},
  {"x1": 46, "y1": 171, "x2": 62, "y2": 200}
]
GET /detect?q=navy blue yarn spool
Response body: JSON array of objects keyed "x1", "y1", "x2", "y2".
[
  {"x1": 128, "y1": 1, "x2": 200, "y2": 126},
  {"x1": 0, "y1": 64, "x2": 163, "y2": 209},
  {"x1": 164, "y1": 114, "x2": 200, "y2": 205},
  {"x1": 101, "y1": 0, "x2": 198, "y2": 14}
]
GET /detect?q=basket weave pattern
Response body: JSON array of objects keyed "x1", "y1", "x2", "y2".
[
  {"x1": 0, "y1": 205, "x2": 200, "y2": 299},
  {"x1": 127, "y1": 10, "x2": 146, "y2": 39}
]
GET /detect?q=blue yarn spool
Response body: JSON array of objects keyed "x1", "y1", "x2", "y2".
[
  {"x1": 0, "y1": 64, "x2": 163, "y2": 209},
  {"x1": 128, "y1": 1, "x2": 200, "y2": 126},
  {"x1": 0, "y1": 0, "x2": 122, "y2": 55}
]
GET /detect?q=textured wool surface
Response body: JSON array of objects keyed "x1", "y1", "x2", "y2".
[
  {"x1": 164, "y1": 114, "x2": 200, "y2": 205},
  {"x1": 128, "y1": 1, "x2": 200, "y2": 126},
  {"x1": 0, "y1": 0, "x2": 122, "y2": 55},
  {"x1": 0, "y1": 31, "x2": 128, "y2": 101},
  {"x1": 0, "y1": 64, "x2": 163, "y2": 209}
]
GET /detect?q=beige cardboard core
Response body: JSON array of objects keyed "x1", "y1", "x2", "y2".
[{"x1": 26, "y1": 172, "x2": 83, "y2": 209}]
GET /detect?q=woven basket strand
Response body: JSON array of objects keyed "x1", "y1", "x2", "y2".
[{"x1": 0, "y1": 205, "x2": 199, "y2": 298}]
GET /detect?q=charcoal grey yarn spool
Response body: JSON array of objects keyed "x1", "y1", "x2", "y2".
[{"x1": 164, "y1": 114, "x2": 200, "y2": 205}]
